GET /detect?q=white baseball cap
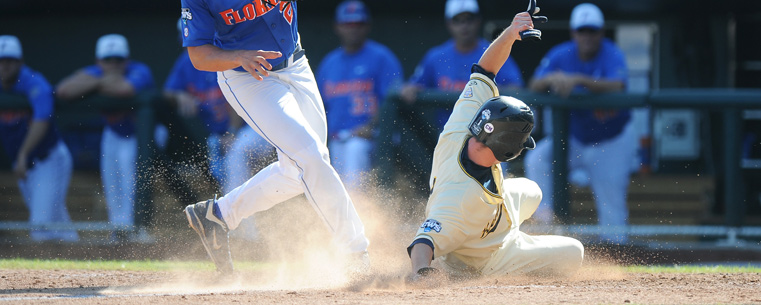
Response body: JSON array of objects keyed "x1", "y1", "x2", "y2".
[
  {"x1": 96, "y1": 34, "x2": 130, "y2": 59},
  {"x1": 0, "y1": 35, "x2": 22, "y2": 59},
  {"x1": 570, "y1": 3, "x2": 604, "y2": 31},
  {"x1": 445, "y1": 0, "x2": 479, "y2": 20}
]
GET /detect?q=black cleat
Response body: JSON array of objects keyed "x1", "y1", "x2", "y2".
[{"x1": 185, "y1": 199, "x2": 233, "y2": 274}]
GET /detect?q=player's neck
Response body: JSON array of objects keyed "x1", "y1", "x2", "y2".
[
  {"x1": 455, "y1": 39, "x2": 478, "y2": 54},
  {"x1": 467, "y1": 137, "x2": 499, "y2": 167}
]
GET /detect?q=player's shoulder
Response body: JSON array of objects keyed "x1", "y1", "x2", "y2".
[
  {"x1": 423, "y1": 39, "x2": 456, "y2": 60},
  {"x1": 547, "y1": 40, "x2": 575, "y2": 54},
  {"x1": 17, "y1": 66, "x2": 52, "y2": 88}
]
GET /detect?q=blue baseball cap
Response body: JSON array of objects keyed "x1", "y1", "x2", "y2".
[{"x1": 335, "y1": 0, "x2": 370, "y2": 24}]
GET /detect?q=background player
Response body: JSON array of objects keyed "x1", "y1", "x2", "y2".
[
  {"x1": 400, "y1": 0, "x2": 524, "y2": 128},
  {"x1": 407, "y1": 12, "x2": 583, "y2": 281},
  {"x1": 0, "y1": 35, "x2": 79, "y2": 242},
  {"x1": 523, "y1": 3, "x2": 633, "y2": 243},
  {"x1": 180, "y1": 0, "x2": 370, "y2": 274},
  {"x1": 56, "y1": 34, "x2": 156, "y2": 243},
  {"x1": 316, "y1": 0, "x2": 403, "y2": 190}
]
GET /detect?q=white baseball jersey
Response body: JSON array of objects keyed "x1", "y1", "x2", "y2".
[{"x1": 411, "y1": 72, "x2": 584, "y2": 275}]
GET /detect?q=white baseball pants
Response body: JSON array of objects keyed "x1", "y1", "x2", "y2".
[
  {"x1": 101, "y1": 126, "x2": 137, "y2": 228},
  {"x1": 17, "y1": 141, "x2": 79, "y2": 242},
  {"x1": 215, "y1": 57, "x2": 369, "y2": 254},
  {"x1": 524, "y1": 121, "x2": 637, "y2": 243},
  {"x1": 328, "y1": 137, "x2": 373, "y2": 191}
]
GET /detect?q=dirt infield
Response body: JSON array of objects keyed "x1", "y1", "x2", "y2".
[
  {"x1": 2, "y1": 189, "x2": 761, "y2": 304},
  {"x1": 1, "y1": 266, "x2": 760, "y2": 304}
]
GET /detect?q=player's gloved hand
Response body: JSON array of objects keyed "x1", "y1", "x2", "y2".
[{"x1": 405, "y1": 267, "x2": 444, "y2": 288}]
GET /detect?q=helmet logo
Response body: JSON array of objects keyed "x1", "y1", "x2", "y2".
[
  {"x1": 484, "y1": 123, "x2": 494, "y2": 133},
  {"x1": 481, "y1": 109, "x2": 491, "y2": 120}
]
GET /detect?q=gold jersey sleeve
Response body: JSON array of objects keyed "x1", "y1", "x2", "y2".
[{"x1": 413, "y1": 73, "x2": 515, "y2": 268}]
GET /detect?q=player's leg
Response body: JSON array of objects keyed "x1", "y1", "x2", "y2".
[
  {"x1": 216, "y1": 61, "x2": 368, "y2": 254},
  {"x1": 47, "y1": 141, "x2": 78, "y2": 241},
  {"x1": 101, "y1": 127, "x2": 137, "y2": 229},
  {"x1": 502, "y1": 177, "x2": 543, "y2": 225},
  {"x1": 206, "y1": 133, "x2": 226, "y2": 185},
  {"x1": 586, "y1": 123, "x2": 636, "y2": 243},
  {"x1": 281, "y1": 57, "x2": 369, "y2": 254},
  {"x1": 481, "y1": 231, "x2": 584, "y2": 276},
  {"x1": 223, "y1": 126, "x2": 271, "y2": 193},
  {"x1": 342, "y1": 137, "x2": 373, "y2": 190},
  {"x1": 523, "y1": 137, "x2": 554, "y2": 223}
]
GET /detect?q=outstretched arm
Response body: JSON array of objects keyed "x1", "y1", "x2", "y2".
[{"x1": 477, "y1": 12, "x2": 533, "y2": 76}]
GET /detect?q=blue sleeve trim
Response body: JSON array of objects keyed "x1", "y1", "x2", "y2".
[{"x1": 407, "y1": 237, "x2": 435, "y2": 260}]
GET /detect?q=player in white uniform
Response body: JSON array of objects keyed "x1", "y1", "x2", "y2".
[
  {"x1": 407, "y1": 12, "x2": 583, "y2": 280},
  {"x1": 180, "y1": 0, "x2": 369, "y2": 274}
]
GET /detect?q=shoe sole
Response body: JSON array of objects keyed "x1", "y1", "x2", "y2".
[{"x1": 185, "y1": 206, "x2": 221, "y2": 269}]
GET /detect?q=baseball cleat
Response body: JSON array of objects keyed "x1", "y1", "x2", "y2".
[{"x1": 185, "y1": 199, "x2": 233, "y2": 274}]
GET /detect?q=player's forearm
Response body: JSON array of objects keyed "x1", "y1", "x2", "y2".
[
  {"x1": 187, "y1": 45, "x2": 249, "y2": 72},
  {"x1": 577, "y1": 77, "x2": 625, "y2": 93},
  {"x1": 409, "y1": 243, "x2": 434, "y2": 272},
  {"x1": 528, "y1": 77, "x2": 552, "y2": 92},
  {"x1": 55, "y1": 73, "x2": 100, "y2": 100},
  {"x1": 17, "y1": 120, "x2": 49, "y2": 159},
  {"x1": 98, "y1": 75, "x2": 136, "y2": 98},
  {"x1": 478, "y1": 32, "x2": 517, "y2": 76},
  {"x1": 477, "y1": 12, "x2": 530, "y2": 76}
]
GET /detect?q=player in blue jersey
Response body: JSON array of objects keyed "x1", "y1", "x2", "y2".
[
  {"x1": 523, "y1": 3, "x2": 635, "y2": 243},
  {"x1": 179, "y1": 0, "x2": 370, "y2": 275},
  {"x1": 0, "y1": 35, "x2": 79, "y2": 242},
  {"x1": 164, "y1": 19, "x2": 272, "y2": 241},
  {"x1": 400, "y1": 0, "x2": 524, "y2": 129},
  {"x1": 56, "y1": 34, "x2": 156, "y2": 243},
  {"x1": 316, "y1": 0, "x2": 403, "y2": 190}
]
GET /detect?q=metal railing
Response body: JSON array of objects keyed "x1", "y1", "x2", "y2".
[{"x1": 376, "y1": 88, "x2": 761, "y2": 228}]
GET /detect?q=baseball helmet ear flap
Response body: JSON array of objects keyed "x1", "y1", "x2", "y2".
[{"x1": 468, "y1": 96, "x2": 535, "y2": 162}]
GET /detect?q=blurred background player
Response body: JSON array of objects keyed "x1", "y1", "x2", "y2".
[
  {"x1": 0, "y1": 35, "x2": 79, "y2": 242},
  {"x1": 397, "y1": 0, "x2": 525, "y2": 188},
  {"x1": 316, "y1": 0, "x2": 403, "y2": 190},
  {"x1": 523, "y1": 3, "x2": 633, "y2": 243},
  {"x1": 180, "y1": 0, "x2": 370, "y2": 274},
  {"x1": 163, "y1": 19, "x2": 270, "y2": 242},
  {"x1": 407, "y1": 13, "x2": 583, "y2": 281},
  {"x1": 400, "y1": 0, "x2": 524, "y2": 128},
  {"x1": 56, "y1": 34, "x2": 156, "y2": 243}
]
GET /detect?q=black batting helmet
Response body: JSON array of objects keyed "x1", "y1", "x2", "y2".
[{"x1": 468, "y1": 96, "x2": 536, "y2": 162}]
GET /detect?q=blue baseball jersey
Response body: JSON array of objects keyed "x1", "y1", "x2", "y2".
[
  {"x1": 408, "y1": 38, "x2": 524, "y2": 127},
  {"x1": 82, "y1": 61, "x2": 154, "y2": 137},
  {"x1": 165, "y1": 50, "x2": 230, "y2": 135},
  {"x1": 533, "y1": 38, "x2": 629, "y2": 144},
  {"x1": 180, "y1": 0, "x2": 299, "y2": 70},
  {"x1": 0, "y1": 66, "x2": 61, "y2": 169},
  {"x1": 316, "y1": 40, "x2": 403, "y2": 137}
]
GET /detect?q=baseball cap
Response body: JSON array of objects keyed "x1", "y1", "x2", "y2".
[
  {"x1": 335, "y1": 0, "x2": 370, "y2": 24},
  {"x1": 0, "y1": 35, "x2": 22, "y2": 60},
  {"x1": 95, "y1": 34, "x2": 129, "y2": 59},
  {"x1": 445, "y1": 0, "x2": 479, "y2": 20},
  {"x1": 570, "y1": 3, "x2": 604, "y2": 31}
]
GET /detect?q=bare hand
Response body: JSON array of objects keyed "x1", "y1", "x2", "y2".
[
  {"x1": 13, "y1": 156, "x2": 27, "y2": 180},
  {"x1": 400, "y1": 84, "x2": 420, "y2": 105},
  {"x1": 507, "y1": 12, "x2": 534, "y2": 41},
  {"x1": 238, "y1": 50, "x2": 283, "y2": 81},
  {"x1": 546, "y1": 72, "x2": 579, "y2": 98}
]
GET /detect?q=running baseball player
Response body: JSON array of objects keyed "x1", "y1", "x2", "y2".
[
  {"x1": 0, "y1": 35, "x2": 79, "y2": 242},
  {"x1": 407, "y1": 12, "x2": 583, "y2": 280},
  {"x1": 180, "y1": 0, "x2": 370, "y2": 274}
]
